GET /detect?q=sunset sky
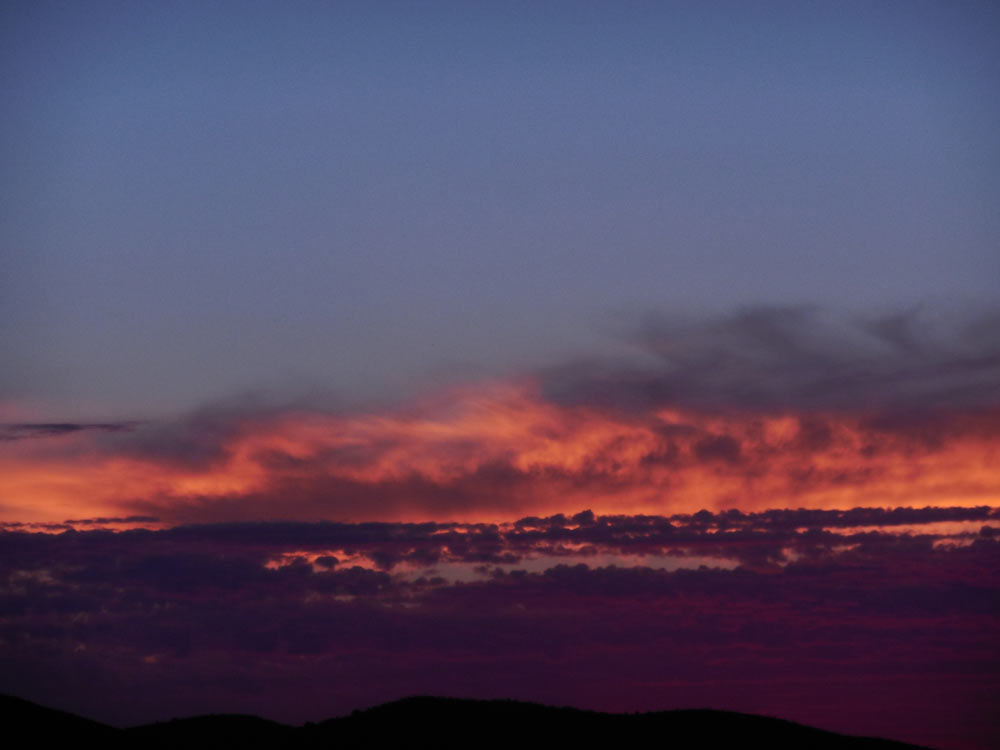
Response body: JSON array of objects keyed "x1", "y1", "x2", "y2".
[{"x1": 2, "y1": 3, "x2": 998, "y2": 749}]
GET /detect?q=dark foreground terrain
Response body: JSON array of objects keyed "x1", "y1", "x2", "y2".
[{"x1": 0, "y1": 693, "x2": 931, "y2": 749}]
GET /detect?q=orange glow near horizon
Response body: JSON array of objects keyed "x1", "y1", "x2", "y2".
[{"x1": 1, "y1": 380, "x2": 998, "y2": 527}]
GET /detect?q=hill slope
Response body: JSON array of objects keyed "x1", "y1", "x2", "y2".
[{"x1": 0, "y1": 693, "x2": 931, "y2": 749}]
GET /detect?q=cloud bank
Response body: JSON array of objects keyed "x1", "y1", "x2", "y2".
[
  {"x1": 1, "y1": 306, "x2": 998, "y2": 526},
  {"x1": 2, "y1": 387, "x2": 997, "y2": 525}
]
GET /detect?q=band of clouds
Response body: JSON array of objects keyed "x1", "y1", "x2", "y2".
[
  {"x1": 1, "y1": 305, "x2": 998, "y2": 525},
  {"x1": 4, "y1": 506, "x2": 997, "y2": 569}
]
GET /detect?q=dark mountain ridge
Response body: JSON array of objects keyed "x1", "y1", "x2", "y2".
[{"x1": 0, "y1": 693, "x2": 932, "y2": 749}]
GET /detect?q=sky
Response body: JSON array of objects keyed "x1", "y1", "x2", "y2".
[
  {"x1": 1, "y1": 3, "x2": 998, "y2": 749},
  {"x1": 3, "y1": 0, "x2": 998, "y2": 417}
]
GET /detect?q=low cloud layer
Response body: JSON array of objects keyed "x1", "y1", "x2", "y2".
[
  {"x1": 1, "y1": 511, "x2": 997, "y2": 749},
  {"x1": 7, "y1": 504, "x2": 996, "y2": 565}
]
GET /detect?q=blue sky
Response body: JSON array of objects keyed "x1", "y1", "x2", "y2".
[{"x1": 3, "y1": 1, "x2": 998, "y2": 418}]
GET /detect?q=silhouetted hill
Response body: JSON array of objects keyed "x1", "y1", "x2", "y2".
[
  {"x1": 124, "y1": 713, "x2": 296, "y2": 748},
  {"x1": 312, "y1": 697, "x2": 931, "y2": 750},
  {"x1": 0, "y1": 693, "x2": 120, "y2": 744},
  {"x1": 0, "y1": 693, "x2": 933, "y2": 749}
]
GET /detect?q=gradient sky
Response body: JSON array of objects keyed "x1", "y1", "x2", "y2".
[
  {"x1": 3, "y1": 1, "x2": 998, "y2": 418},
  {"x1": 2, "y1": 4, "x2": 999, "y2": 749}
]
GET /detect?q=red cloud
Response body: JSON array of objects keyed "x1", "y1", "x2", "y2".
[{"x1": 1, "y1": 380, "x2": 998, "y2": 525}]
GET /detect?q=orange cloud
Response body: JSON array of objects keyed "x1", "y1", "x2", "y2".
[{"x1": 1, "y1": 380, "x2": 998, "y2": 526}]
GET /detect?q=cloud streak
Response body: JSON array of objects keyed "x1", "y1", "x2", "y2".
[{"x1": 0, "y1": 422, "x2": 137, "y2": 442}]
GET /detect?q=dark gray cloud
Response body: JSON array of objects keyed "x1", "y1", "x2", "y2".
[
  {"x1": 97, "y1": 405, "x2": 258, "y2": 469},
  {"x1": 542, "y1": 306, "x2": 1000, "y2": 411}
]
